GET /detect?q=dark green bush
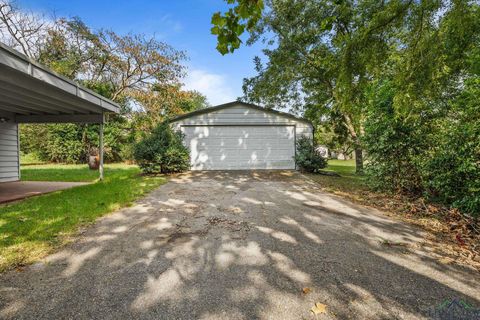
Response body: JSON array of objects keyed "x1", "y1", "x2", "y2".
[
  {"x1": 294, "y1": 136, "x2": 327, "y2": 172},
  {"x1": 44, "y1": 124, "x2": 85, "y2": 163},
  {"x1": 20, "y1": 118, "x2": 130, "y2": 164},
  {"x1": 364, "y1": 80, "x2": 480, "y2": 216},
  {"x1": 133, "y1": 123, "x2": 190, "y2": 174},
  {"x1": 420, "y1": 79, "x2": 480, "y2": 215},
  {"x1": 363, "y1": 84, "x2": 427, "y2": 194}
]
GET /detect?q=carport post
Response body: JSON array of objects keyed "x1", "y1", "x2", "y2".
[{"x1": 99, "y1": 114, "x2": 104, "y2": 180}]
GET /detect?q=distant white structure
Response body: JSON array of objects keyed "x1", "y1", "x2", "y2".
[
  {"x1": 330, "y1": 150, "x2": 353, "y2": 160},
  {"x1": 315, "y1": 145, "x2": 329, "y2": 158}
]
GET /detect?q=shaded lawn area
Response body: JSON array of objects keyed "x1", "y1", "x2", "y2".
[
  {"x1": 0, "y1": 164, "x2": 166, "y2": 272},
  {"x1": 309, "y1": 159, "x2": 367, "y2": 195},
  {"x1": 20, "y1": 152, "x2": 47, "y2": 166},
  {"x1": 21, "y1": 163, "x2": 134, "y2": 182}
]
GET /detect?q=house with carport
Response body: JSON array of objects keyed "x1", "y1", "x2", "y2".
[{"x1": 0, "y1": 43, "x2": 118, "y2": 186}]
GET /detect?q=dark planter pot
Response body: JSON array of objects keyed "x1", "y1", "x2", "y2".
[{"x1": 88, "y1": 155, "x2": 100, "y2": 170}]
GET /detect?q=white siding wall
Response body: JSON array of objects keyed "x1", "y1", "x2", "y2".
[
  {"x1": 172, "y1": 103, "x2": 313, "y2": 170},
  {"x1": 0, "y1": 112, "x2": 19, "y2": 182}
]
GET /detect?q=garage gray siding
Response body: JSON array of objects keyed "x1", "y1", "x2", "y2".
[
  {"x1": 172, "y1": 103, "x2": 313, "y2": 170},
  {"x1": 172, "y1": 104, "x2": 312, "y2": 137},
  {"x1": 0, "y1": 112, "x2": 19, "y2": 182}
]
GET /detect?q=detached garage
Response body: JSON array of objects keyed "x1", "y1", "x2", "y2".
[{"x1": 171, "y1": 101, "x2": 313, "y2": 170}]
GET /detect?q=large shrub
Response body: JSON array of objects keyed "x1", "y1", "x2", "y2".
[
  {"x1": 133, "y1": 123, "x2": 190, "y2": 174},
  {"x1": 420, "y1": 79, "x2": 480, "y2": 215},
  {"x1": 294, "y1": 136, "x2": 327, "y2": 173},
  {"x1": 363, "y1": 84, "x2": 428, "y2": 194},
  {"x1": 20, "y1": 119, "x2": 130, "y2": 164},
  {"x1": 364, "y1": 80, "x2": 480, "y2": 216},
  {"x1": 44, "y1": 124, "x2": 85, "y2": 163}
]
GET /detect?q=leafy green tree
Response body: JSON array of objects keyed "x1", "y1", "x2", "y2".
[
  {"x1": 19, "y1": 124, "x2": 50, "y2": 161},
  {"x1": 211, "y1": 0, "x2": 264, "y2": 54},
  {"x1": 132, "y1": 84, "x2": 209, "y2": 132},
  {"x1": 363, "y1": 77, "x2": 480, "y2": 216},
  {"x1": 1, "y1": 2, "x2": 208, "y2": 163},
  {"x1": 420, "y1": 78, "x2": 480, "y2": 215},
  {"x1": 307, "y1": 108, "x2": 354, "y2": 159},
  {"x1": 236, "y1": 0, "x2": 417, "y2": 173},
  {"x1": 212, "y1": 0, "x2": 480, "y2": 176},
  {"x1": 42, "y1": 124, "x2": 85, "y2": 163},
  {"x1": 363, "y1": 82, "x2": 429, "y2": 194}
]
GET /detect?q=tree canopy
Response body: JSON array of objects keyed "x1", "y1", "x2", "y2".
[
  {"x1": 0, "y1": 1, "x2": 209, "y2": 163},
  {"x1": 212, "y1": 0, "x2": 480, "y2": 171}
]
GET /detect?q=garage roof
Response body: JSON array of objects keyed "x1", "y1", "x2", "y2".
[
  {"x1": 170, "y1": 101, "x2": 313, "y2": 126},
  {"x1": 0, "y1": 43, "x2": 119, "y2": 124}
]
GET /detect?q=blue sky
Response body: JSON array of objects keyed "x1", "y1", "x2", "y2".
[{"x1": 18, "y1": 0, "x2": 265, "y2": 105}]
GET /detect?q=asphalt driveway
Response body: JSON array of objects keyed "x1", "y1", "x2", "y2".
[{"x1": 1, "y1": 171, "x2": 479, "y2": 319}]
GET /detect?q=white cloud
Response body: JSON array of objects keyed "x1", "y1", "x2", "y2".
[
  {"x1": 183, "y1": 69, "x2": 237, "y2": 105},
  {"x1": 158, "y1": 14, "x2": 183, "y2": 33}
]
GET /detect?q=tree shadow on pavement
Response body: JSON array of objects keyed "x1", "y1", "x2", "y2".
[{"x1": 1, "y1": 171, "x2": 479, "y2": 319}]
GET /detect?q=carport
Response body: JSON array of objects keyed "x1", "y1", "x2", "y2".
[{"x1": 0, "y1": 43, "x2": 119, "y2": 185}]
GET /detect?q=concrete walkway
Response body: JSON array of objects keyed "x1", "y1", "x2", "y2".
[
  {"x1": 0, "y1": 181, "x2": 89, "y2": 204},
  {"x1": 0, "y1": 171, "x2": 478, "y2": 319}
]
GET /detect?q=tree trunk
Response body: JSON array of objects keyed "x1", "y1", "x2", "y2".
[
  {"x1": 355, "y1": 147, "x2": 364, "y2": 174},
  {"x1": 343, "y1": 114, "x2": 364, "y2": 174}
]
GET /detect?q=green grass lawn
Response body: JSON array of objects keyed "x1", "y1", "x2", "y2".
[
  {"x1": 20, "y1": 152, "x2": 47, "y2": 166},
  {"x1": 308, "y1": 159, "x2": 367, "y2": 194},
  {"x1": 322, "y1": 159, "x2": 357, "y2": 176},
  {"x1": 0, "y1": 164, "x2": 166, "y2": 272},
  {"x1": 21, "y1": 163, "x2": 134, "y2": 182}
]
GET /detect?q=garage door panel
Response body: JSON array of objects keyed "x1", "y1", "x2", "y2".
[
  {"x1": 183, "y1": 125, "x2": 295, "y2": 170},
  {"x1": 195, "y1": 136, "x2": 293, "y2": 142},
  {"x1": 187, "y1": 126, "x2": 294, "y2": 136},
  {"x1": 196, "y1": 141, "x2": 293, "y2": 149},
  {"x1": 195, "y1": 153, "x2": 292, "y2": 158},
  {"x1": 196, "y1": 147, "x2": 293, "y2": 155}
]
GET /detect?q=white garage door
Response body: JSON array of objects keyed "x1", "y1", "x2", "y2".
[{"x1": 182, "y1": 125, "x2": 295, "y2": 170}]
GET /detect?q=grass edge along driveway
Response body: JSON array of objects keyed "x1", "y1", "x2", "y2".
[{"x1": 0, "y1": 164, "x2": 166, "y2": 272}]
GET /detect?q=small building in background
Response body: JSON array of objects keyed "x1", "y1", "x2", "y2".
[{"x1": 315, "y1": 145, "x2": 329, "y2": 158}]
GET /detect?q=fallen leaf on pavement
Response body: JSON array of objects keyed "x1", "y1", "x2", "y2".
[
  {"x1": 311, "y1": 302, "x2": 327, "y2": 315},
  {"x1": 456, "y1": 234, "x2": 466, "y2": 246},
  {"x1": 302, "y1": 287, "x2": 311, "y2": 294}
]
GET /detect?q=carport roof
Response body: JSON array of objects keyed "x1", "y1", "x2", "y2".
[
  {"x1": 170, "y1": 101, "x2": 313, "y2": 126},
  {"x1": 0, "y1": 43, "x2": 119, "y2": 124}
]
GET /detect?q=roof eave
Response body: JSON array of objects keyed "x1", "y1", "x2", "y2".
[
  {"x1": 0, "y1": 42, "x2": 120, "y2": 114},
  {"x1": 170, "y1": 101, "x2": 313, "y2": 127}
]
